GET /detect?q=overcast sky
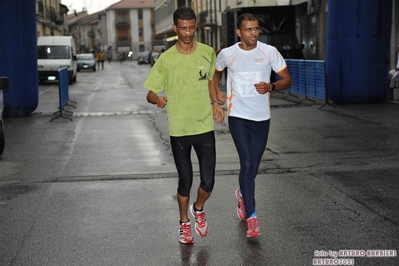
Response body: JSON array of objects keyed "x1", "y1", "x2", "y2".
[{"x1": 61, "y1": 0, "x2": 120, "y2": 15}]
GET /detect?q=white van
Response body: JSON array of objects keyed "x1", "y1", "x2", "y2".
[{"x1": 37, "y1": 36, "x2": 77, "y2": 84}]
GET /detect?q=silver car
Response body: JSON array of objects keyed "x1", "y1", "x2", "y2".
[
  {"x1": 0, "y1": 76, "x2": 10, "y2": 156},
  {"x1": 77, "y1": 53, "x2": 96, "y2": 72}
]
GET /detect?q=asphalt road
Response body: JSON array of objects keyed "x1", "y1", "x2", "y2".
[{"x1": 0, "y1": 60, "x2": 398, "y2": 266}]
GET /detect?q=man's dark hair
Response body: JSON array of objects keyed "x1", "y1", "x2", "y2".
[
  {"x1": 173, "y1": 7, "x2": 196, "y2": 25},
  {"x1": 237, "y1": 13, "x2": 258, "y2": 29}
]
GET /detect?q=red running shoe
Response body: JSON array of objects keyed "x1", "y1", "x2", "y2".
[
  {"x1": 189, "y1": 204, "x2": 209, "y2": 237},
  {"x1": 246, "y1": 217, "x2": 261, "y2": 238},
  {"x1": 235, "y1": 189, "x2": 246, "y2": 221},
  {"x1": 179, "y1": 221, "x2": 194, "y2": 244}
]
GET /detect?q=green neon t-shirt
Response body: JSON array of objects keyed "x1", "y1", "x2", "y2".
[{"x1": 143, "y1": 42, "x2": 216, "y2": 137}]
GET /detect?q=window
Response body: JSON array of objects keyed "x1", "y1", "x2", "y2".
[
  {"x1": 118, "y1": 28, "x2": 129, "y2": 42},
  {"x1": 38, "y1": 46, "x2": 70, "y2": 59},
  {"x1": 37, "y1": 1, "x2": 44, "y2": 16},
  {"x1": 118, "y1": 12, "x2": 128, "y2": 23}
]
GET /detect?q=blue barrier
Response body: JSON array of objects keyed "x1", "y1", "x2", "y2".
[
  {"x1": 279, "y1": 59, "x2": 335, "y2": 109},
  {"x1": 51, "y1": 67, "x2": 74, "y2": 121}
]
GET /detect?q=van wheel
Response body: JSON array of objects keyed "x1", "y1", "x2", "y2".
[{"x1": 0, "y1": 123, "x2": 4, "y2": 156}]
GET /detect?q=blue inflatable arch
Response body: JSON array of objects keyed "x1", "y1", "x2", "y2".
[
  {"x1": 0, "y1": 0, "x2": 38, "y2": 117},
  {"x1": 326, "y1": 0, "x2": 393, "y2": 103}
]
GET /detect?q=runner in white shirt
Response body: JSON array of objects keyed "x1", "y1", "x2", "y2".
[{"x1": 213, "y1": 13, "x2": 292, "y2": 238}]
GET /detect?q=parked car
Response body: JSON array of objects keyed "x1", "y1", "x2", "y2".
[
  {"x1": 77, "y1": 53, "x2": 96, "y2": 72},
  {"x1": 137, "y1": 52, "x2": 150, "y2": 65},
  {"x1": 151, "y1": 52, "x2": 160, "y2": 67},
  {"x1": 0, "y1": 76, "x2": 10, "y2": 156}
]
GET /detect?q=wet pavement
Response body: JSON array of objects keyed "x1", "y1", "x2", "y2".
[{"x1": 0, "y1": 60, "x2": 398, "y2": 265}]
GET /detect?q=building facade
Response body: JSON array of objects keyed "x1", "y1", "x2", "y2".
[
  {"x1": 106, "y1": 0, "x2": 159, "y2": 60},
  {"x1": 36, "y1": 0, "x2": 69, "y2": 37},
  {"x1": 60, "y1": 0, "x2": 397, "y2": 66},
  {"x1": 67, "y1": 11, "x2": 90, "y2": 53}
]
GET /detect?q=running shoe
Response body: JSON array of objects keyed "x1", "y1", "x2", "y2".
[
  {"x1": 235, "y1": 189, "x2": 246, "y2": 221},
  {"x1": 246, "y1": 217, "x2": 261, "y2": 238},
  {"x1": 189, "y1": 204, "x2": 209, "y2": 237},
  {"x1": 179, "y1": 221, "x2": 194, "y2": 244}
]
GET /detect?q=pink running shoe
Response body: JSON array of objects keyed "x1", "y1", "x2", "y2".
[
  {"x1": 235, "y1": 189, "x2": 246, "y2": 221},
  {"x1": 179, "y1": 222, "x2": 194, "y2": 244},
  {"x1": 246, "y1": 217, "x2": 261, "y2": 238},
  {"x1": 189, "y1": 204, "x2": 209, "y2": 237}
]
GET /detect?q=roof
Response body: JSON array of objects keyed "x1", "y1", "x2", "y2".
[
  {"x1": 66, "y1": 10, "x2": 103, "y2": 26},
  {"x1": 78, "y1": 11, "x2": 103, "y2": 24},
  {"x1": 67, "y1": 11, "x2": 89, "y2": 25},
  {"x1": 107, "y1": 0, "x2": 154, "y2": 10}
]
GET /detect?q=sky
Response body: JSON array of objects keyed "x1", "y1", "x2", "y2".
[{"x1": 61, "y1": 0, "x2": 120, "y2": 15}]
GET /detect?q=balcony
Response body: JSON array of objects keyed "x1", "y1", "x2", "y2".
[
  {"x1": 115, "y1": 20, "x2": 131, "y2": 27},
  {"x1": 198, "y1": 10, "x2": 218, "y2": 27},
  {"x1": 117, "y1": 36, "x2": 131, "y2": 43}
]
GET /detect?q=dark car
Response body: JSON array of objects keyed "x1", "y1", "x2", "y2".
[
  {"x1": 0, "y1": 76, "x2": 9, "y2": 156},
  {"x1": 77, "y1": 53, "x2": 96, "y2": 72},
  {"x1": 151, "y1": 52, "x2": 160, "y2": 67},
  {"x1": 137, "y1": 52, "x2": 150, "y2": 65}
]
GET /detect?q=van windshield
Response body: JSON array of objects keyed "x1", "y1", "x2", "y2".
[{"x1": 38, "y1": 46, "x2": 71, "y2": 59}]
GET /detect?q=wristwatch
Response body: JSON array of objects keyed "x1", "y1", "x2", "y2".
[{"x1": 270, "y1": 83, "x2": 276, "y2": 92}]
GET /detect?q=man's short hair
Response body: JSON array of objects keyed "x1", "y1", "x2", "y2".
[
  {"x1": 173, "y1": 7, "x2": 196, "y2": 25},
  {"x1": 237, "y1": 13, "x2": 258, "y2": 29}
]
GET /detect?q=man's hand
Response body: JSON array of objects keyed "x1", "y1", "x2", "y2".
[
  {"x1": 147, "y1": 91, "x2": 167, "y2": 108},
  {"x1": 212, "y1": 71, "x2": 227, "y2": 105},
  {"x1": 156, "y1": 96, "x2": 167, "y2": 108},
  {"x1": 212, "y1": 103, "x2": 224, "y2": 124},
  {"x1": 254, "y1": 82, "x2": 272, "y2": 94},
  {"x1": 216, "y1": 90, "x2": 227, "y2": 105}
]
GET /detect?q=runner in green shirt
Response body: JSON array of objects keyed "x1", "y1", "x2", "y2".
[{"x1": 143, "y1": 7, "x2": 224, "y2": 245}]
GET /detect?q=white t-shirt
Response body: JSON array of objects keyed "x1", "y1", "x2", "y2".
[{"x1": 216, "y1": 41, "x2": 287, "y2": 121}]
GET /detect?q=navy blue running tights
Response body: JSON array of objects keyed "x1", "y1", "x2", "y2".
[{"x1": 228, "y1": 116, "x2": 270, "y2": 218}]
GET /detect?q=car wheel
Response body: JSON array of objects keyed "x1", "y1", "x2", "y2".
[
  {"x1": 93, "y1": 67, "x2": 96, "y2": 72},
  {"x1": 0, "y1": 121, "x2": 4, "y2": 156}
]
